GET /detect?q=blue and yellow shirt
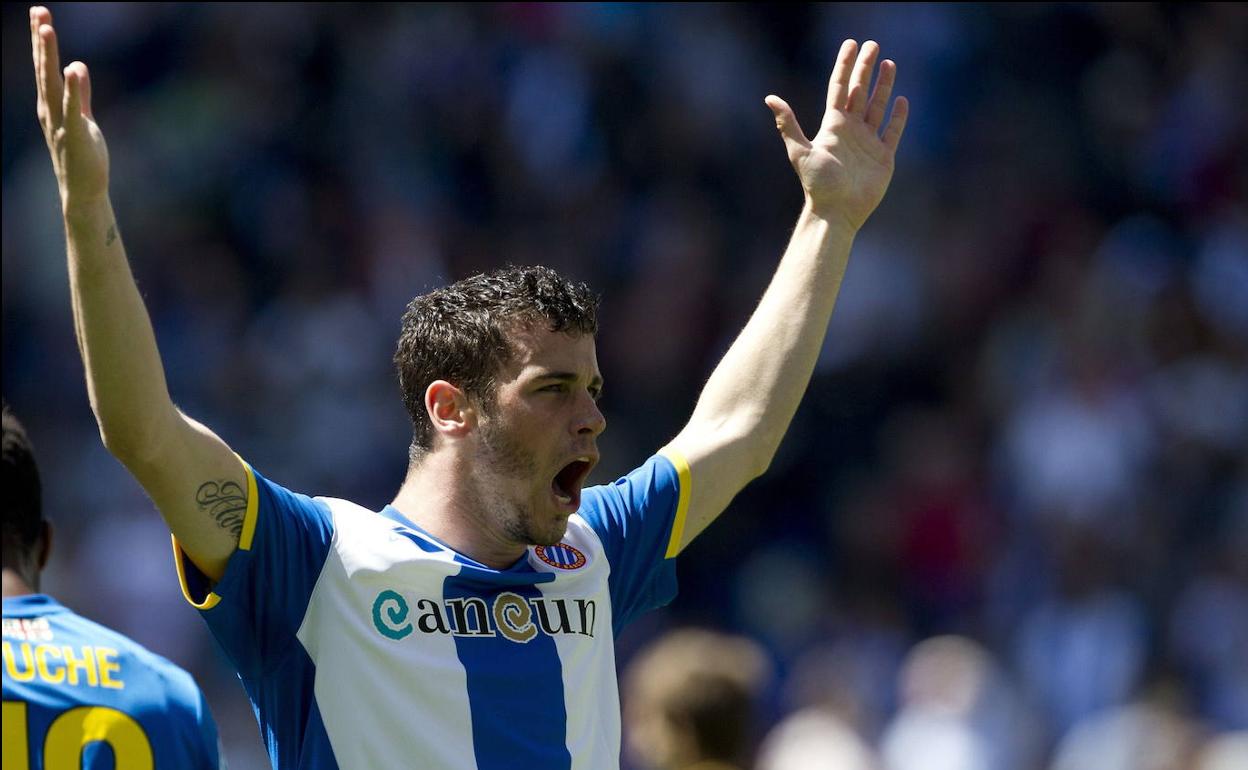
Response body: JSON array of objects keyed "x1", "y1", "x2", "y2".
[{"x1": 2, "y1": 594, "x2": 221, "y2": 769}]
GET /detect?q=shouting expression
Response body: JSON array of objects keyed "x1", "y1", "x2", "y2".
[{"x1": 470, "y1": 326, "x2": 605, "y2": 548}]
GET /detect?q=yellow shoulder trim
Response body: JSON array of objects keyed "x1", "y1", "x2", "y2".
[
  {"x1": 171, "y1": 534, "x2": 222, "y2": 611},
  {"x1": 170, "y1": 454, "x2": 257, "y2": 611},
  {"x1": 658, "y1": 446, "x2": 692, "y2": 559},
  {"x1": 237, "y1": 455, "x2": 259, "y2": 551}
]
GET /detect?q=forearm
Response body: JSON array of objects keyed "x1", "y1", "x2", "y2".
[
  {"x1": 682, "y1": 204, "x2": 855, "y2": 473},
  {"x1": 64, "y1": 197, "x2": 178, "y2": 462},
  {"x1": 662, "y1": 38, "x2": 905, "y2": 553},
  {"x1": 36, "y1": 8, "x2": 245, "y2": 579},
  {"x1": 65, "y1": 197, "x2": 244, "y2": 577}
]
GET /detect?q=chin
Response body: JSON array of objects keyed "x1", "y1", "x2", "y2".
[
  {"x1": 532, "y1": 518, "x2": 570, "y2": 547},
  {"x1": 533, "y1": 527, "x2": 567, "y2": 547},
  {"x1": 506, "y1": 510, "x2": 567, "y2": 548}
]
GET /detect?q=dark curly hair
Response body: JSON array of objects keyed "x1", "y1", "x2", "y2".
[
  {"x1": 2, "y1": 402, "x2": 44, "y2": 572},
  {"x1": 395, "y1": 265, "x2": 599, "y2": 461}
]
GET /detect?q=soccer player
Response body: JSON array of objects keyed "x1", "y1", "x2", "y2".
[
  {"x1": 30, "y1": 4, "x2": 908, "y2": 768},
  {"x1": 2, "y1": 403, "x2": 223, "y2": 769}
]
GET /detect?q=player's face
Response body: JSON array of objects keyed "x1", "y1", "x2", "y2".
[{"x1": 473, "y1": 326, "x2": 605, "y2": 547}]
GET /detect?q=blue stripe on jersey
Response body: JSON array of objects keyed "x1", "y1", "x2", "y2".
[
  {"x1": 239, "y1": 637, "x2": 340, "y2": 770},
  {"x1": 444, "y1": 573, "x2": 571, "y2": 770},
  {"x1": 391, "y1": 528, "x2": 443, "y2": 553},
  {"x1": 451, "y1": 557, "x2": 557, "y2": 586}
]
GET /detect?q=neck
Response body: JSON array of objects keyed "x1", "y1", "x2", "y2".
[
  {"x1": 2, "y1": 568, "x2": 36, "y2": 598},
  {"x1": 390, "y1": 450, "x2": 528, "y2": 569}
]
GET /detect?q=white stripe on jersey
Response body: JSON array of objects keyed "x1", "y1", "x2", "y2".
[{"x1": 297, "y1": 497, "x2": 479, "y2": 769}]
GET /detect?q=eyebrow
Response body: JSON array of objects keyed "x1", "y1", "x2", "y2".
[{"x1": 535, "y1": 371, "x2": 605, "y2": 391}]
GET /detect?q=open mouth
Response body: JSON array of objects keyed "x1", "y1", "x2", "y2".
[{"x1": 551, "y1": 457, "x2": 594, "y2": 508}]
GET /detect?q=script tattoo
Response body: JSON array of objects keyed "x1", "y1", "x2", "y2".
[
  {"x1": 196, "y1": 480, "x2": 246, "y2": 537},
  {"x1": 105, "y1": 225, "x2": 116, "y2": 246}
]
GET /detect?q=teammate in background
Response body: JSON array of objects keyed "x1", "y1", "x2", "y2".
[
  {"x1": 30, "y1": 3, "x2": 907, "y2": 768},
  {"x1": 622, "y1": 628, "x2": 772, "y2": 770},
  {"x1": 2, "y1": 403, "x2": 223, "y2": 769}
]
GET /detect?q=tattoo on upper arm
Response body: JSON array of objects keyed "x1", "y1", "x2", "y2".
[
  {"x1": 105, "y1": 225, "x2": 116, "y2": 246},
  {"x1": 196, "y1": 481, "x2": 247, "y2": 536}
]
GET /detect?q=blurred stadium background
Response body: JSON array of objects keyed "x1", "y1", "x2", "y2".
[{"x1": 3, "y1": 3, "x2": 1245, "y2": 768}]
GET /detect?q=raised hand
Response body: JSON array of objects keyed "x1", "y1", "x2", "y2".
[
  {"x1": 766, "y1": 40, "x2": 909, "y2": 233},
  {"x1": 30, "y1": 6, "x2": 110, "y2": 207}
]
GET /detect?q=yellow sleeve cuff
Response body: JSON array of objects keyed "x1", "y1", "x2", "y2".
[
  {"x1": 657, "y1": 446, "x2": 691, "y2": 559},
  {"x1": 170, "y1": 454, "x2": 259, "y2": 610}
]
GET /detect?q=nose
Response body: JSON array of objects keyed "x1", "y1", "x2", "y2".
[{"x1": 576, "y1": 392, "x2": 607, "y2": 437}]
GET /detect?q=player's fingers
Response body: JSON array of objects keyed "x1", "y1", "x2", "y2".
[
  {"x1": 865, "y1": 59, "x2": 895, "y2": 132},
  {"x1": 63, "y1": 65, "x2": 80, "y2": 132},
  {"x1": 826, "y1": 39, "x2": 857, "y2": 114},
  {"x1": 39, "y1": 24, "x2": 63, "y2": 128},
  {"x1": 30, "y1": 8, "x2": 45, "y2": 104},
  {"x1": 845, "y1": 40, "x2": 879, "y2": 117},
  {"x1": 31, "y1": 9, "x2": 53, "y2": 125},
  {"x1": 30, "y1": 8, "x2": 51, "y2": 77},
  {"x1": 765, "y1": 94, "x2": 811, "y2": 155},
  {"x1": 882, "y1": 95, "x2": 909, "y2": 152},
  {"x1": 64, "y1": 63, "x2": 90, "y2": 130},
  {"x1": 72, "y1": 61, "x2": 94, "y2": 120}
]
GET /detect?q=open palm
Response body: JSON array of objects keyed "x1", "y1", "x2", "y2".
[
  {"x1": 766, "y1": 40, "x2": 909, "y2": 233},
  {"x1": 31, "y1": 6, "x2": 110, "y2": 207}
]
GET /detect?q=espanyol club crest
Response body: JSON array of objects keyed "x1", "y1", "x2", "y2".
[{"x1": 534, "y1": 543, "x2": 587, "y2": 570}]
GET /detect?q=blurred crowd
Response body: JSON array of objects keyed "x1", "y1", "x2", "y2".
[{"x1": 3, "y1": 3, "x2": 1245, "y2": 768}]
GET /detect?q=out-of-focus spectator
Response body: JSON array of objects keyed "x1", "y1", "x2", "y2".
[
  {"x1": 1168, "y1": 506, "x2": 1248, "y2": 731},
  {"x1": 623, "y1": 628, "x2": 772, "y2": 770},
  {"x1": 778, "y1": 618, "x2": 908, "y2": 743},
  {"x1": 1048, "y1": 701, "x2": 1202, "y2": 770},
  {"x1": 880, "y1": 636, "x2": 1040, "y2": 770},
  {"x1": 1014, "y1": 525, "x2": 1149, "y2": 738},
  {"x1": 1194, "y1": 731, "x2": 1248, "y2": 770},
  {"x1": 756, "y1": 708, "x2": 880, "y2": 770}
]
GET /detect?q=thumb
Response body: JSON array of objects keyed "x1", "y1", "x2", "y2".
[{"x1": 765, "y1": 95, "x2": 810, "y2": 154}]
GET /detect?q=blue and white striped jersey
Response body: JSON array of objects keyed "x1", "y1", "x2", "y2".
[
  {"x1": 174, "y1": 450, "x2": 690, "y2": 769},
  {"x1": 2, "y1": 595, "x2": 221, "y2": 770}
]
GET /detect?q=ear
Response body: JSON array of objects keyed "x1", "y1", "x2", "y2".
[{"x1": 424, "y1": 380, "x2": 475, "y2": 440}]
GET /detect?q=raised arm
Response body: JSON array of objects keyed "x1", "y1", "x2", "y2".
[
  {"x1": 663, "y1": 40, "x2": 909, "y2": 553},
  {"x1": 31, "y1": 6, "x2": 245, "y2": 580}
]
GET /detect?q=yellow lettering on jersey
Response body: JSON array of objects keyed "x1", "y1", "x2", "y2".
[
  {"x1": 3, "y1": 644, "x2": 126, "y2": 688},
  {"x1": 62, "y1": 645, "x2": 98, "y2": 687},
  {"x1": 35, "y1": 644, "x2": 65, "y2": 684},
  {"x1": 97, "y1": 648, "x2": 123, "y2": 689},
  {"x1": 3, "y1": 701, "x2": 31, "y2": 770},
  {"x1": 44, "y1": 706, "x2": 153, "y2": 770},
  {"x1": 2, "y1": 641, "x2": 36, "y2": 682}
]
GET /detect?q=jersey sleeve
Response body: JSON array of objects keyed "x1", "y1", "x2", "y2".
[
  {"x1": 172, "y1": 459, "x2": 334, "y2": 680},
  {"x1": 578, "y1": 449, "x2": 690, "y2": 635}
]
